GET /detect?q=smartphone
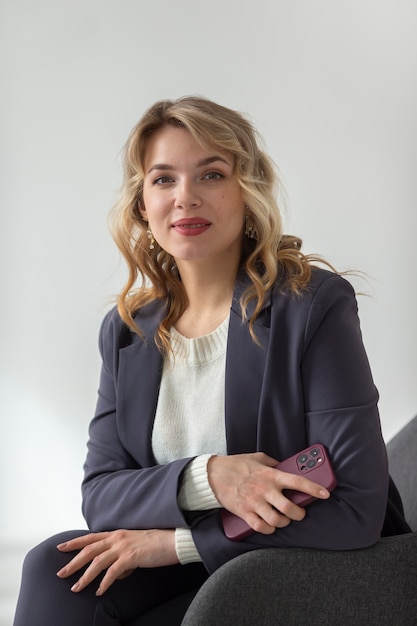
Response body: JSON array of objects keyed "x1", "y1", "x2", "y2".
[{"x1": 220, "y1": 444, "x2": 337, "y2": 541}]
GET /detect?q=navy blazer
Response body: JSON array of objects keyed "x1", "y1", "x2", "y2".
[{"x1": 82, "y1": 268, "x2": 401, "y2": 573}]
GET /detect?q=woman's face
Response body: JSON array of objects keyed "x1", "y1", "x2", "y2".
[{"x1": 140, "y1": 125, "x2": 245, "y2": 269}]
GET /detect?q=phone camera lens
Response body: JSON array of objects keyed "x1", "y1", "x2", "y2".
[
  {"x1": 307, "y1": 459, "x2": 316, "y2": 468},
  {"x1": 298, "y1": 454, "x2": 308, "y2": 464},
  {"x1": 310, "y1": 448, "x2": 319, "y2": 457}
]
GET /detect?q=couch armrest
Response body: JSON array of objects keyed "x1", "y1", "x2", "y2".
[
  {"x1": 182, "y1": 533, "x2": 417, "y2": 625},
  {"x1": 387, "y1": 415, "x2": 417, "y2": 531}
]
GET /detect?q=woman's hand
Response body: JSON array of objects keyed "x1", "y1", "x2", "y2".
[
  {"x1": 208, "y1": 453, "x2": 330, "y2": 535},
  {"x1": 56, "y1": 529, "x2": 178, "y2": 596}
]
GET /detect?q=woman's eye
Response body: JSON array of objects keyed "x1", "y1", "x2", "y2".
[
  {"x1": 153, "y1": 176, "x2": 174, "y2": 185},
  {"x1": 203, "y1": 171, "x2": 224, "y2": 180}
]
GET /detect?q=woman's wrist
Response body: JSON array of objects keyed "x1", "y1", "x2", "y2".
[
  {"x1": 175, "y1": 528, "x2": 202, "y2": 564},
  {"x1": 178, "y1": 454, "x2": 222, "y2": 511}
]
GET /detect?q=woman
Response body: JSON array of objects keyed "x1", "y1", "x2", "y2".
[{"x1": 13, "y1": 96, "x2": 410, "y2": 625}]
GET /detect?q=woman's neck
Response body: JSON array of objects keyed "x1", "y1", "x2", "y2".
[{"x1": 174, "y1": 258, "x2": 238, "y2": 338}]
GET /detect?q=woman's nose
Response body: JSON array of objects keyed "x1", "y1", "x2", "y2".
[{"x1": 174, "y1": 179, "x2": 202, "y2": 209}]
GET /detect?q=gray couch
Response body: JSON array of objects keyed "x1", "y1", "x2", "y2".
[{"x1": 129, "y1": 416, "x2": 417, "y2": 625}]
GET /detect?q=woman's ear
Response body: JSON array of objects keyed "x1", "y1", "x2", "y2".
[{"x1": 137, "y1": 198, "x2": 148, "y2": 221}]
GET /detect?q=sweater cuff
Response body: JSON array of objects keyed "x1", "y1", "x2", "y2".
[
  {"x1": 175, "y1": 528, "x2": 202, "y2": 564},
  {"x1": 178, "y1": 454, "x2": 222, "y2": 511}
]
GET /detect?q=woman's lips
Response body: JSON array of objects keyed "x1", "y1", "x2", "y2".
[{"x1": 172, "y1": 219, "x2": 211, "y2": 236}]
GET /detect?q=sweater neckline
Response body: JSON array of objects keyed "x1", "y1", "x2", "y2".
[{"x1": 169, "y1": 315, "x2": 229, "y2": 365}]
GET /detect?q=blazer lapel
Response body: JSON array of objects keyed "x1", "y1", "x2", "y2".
[
  {"x1": 116, "y1": 301, "x2": 165, "y2": 467},
  {"x1": 225, "y1": 278, "x2": 271, "y2": 454}
]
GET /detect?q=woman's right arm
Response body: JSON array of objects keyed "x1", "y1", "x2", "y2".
[{"x1": 81, "y1": 308, "x2": 195, "y2": 532}]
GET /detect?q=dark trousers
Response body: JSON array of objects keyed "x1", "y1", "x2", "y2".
[{"x1": 13, "y1": 530, "x2": 208, "y2": 626}]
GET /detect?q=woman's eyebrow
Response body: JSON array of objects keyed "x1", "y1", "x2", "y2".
[
  {"x1": 147, "y1": 163, "x2": 174, "y2": 174},
  {"x1": 197, "y1": 155, "x2": 231, "y2": 167},
  {"x1": 147, "y1": 155, "x2": 231, "y2": 175}
]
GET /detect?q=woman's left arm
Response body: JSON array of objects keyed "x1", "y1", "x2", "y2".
[
  {"x1": 191, "y1": 274, "x2": 390, "y2": 573},
  {"x1": 300, "y1": 273, "x2": 389, "y2": 545}
]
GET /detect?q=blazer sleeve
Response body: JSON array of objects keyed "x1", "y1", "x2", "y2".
[
  {"x1": 81, "y1": 308, "x2": 194, "y2": 531},
  {"x1": 191, "y1": 274, "x2": 390, "y2": 573}
]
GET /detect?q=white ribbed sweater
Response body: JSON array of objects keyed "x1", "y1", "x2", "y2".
[{"x1": 151, "y1": 317, "x2": 229, "y2": 563}]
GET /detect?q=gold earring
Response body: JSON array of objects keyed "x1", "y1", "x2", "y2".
[
  {"x1": 147, "y1": 227, "x2": 155, "y2": 250},
  {"x1": 245, "y1": 214, "x2": 256, "y2": 239}
]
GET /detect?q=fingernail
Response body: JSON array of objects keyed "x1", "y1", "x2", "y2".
[
  {"x1": 319, "y1": 489, "x2": 329, "y2": 497},
  {"x1": 56, "y1": 568, "x2": 66, "y2": 577},
  {"x1": 96, "y1": 586, "x2": 102, "y2": 597},
  {"x1": 57, "y1": 542, "x2": 67, "y2": 549},
  {"x1": 71, "y1": 582, "x2": 80, "y2": 592}
]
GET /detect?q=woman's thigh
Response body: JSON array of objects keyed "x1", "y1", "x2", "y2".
[{"x1": 13, "y1": 530, "x2": 208, "y2": 626}]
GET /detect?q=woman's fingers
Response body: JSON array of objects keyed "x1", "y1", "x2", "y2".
[
  {"x1": 274, "y1": 468, "x2": 330, "y2": 501},
  {"x1": 95, "y1": 565, "x2": 135, "y2": 596},
  {"x1": 56, "y1": 536, "x2": 110, "y2": 579},
  {"x1": 272, "y1": 470, "x2": 330, "y2": 517},
  {"x1": 57, "y1": 532, "x2": 110, "y2": 553},
  {"x1": 57, "y1": 535, "x2": 134, "y2": 594},
  {"x1": 57, "y1": 547, "x2": 113, "y2": 595},
  {"x1": 245, "y1": 508, "x2": 292, "y2": 535},
  {"x1": 56, "y1": 529, "x2": 178, "y2": 595},
  {"x1": 247, "y1": 471, "x2": 330, "y2": 532},
  {"x1": 73, "y1": 551, "x2": 118, "y2": 595}
]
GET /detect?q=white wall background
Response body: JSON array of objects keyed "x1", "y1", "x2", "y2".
[{"x1": 1, "y1": 0, "x2": 416, "y2": 549}]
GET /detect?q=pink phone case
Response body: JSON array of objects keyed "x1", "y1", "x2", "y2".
[{"x1": 221, "y1": 444, "x2": 337, "y2": 541}]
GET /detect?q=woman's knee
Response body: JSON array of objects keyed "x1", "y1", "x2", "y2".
[{"x1": 22, "y1": 530, "x2": 89, "y2": 577}]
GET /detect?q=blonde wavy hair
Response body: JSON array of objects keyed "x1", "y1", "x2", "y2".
[{"x1": 110, "y1": 96, "x2": 328, "y2": 352}]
